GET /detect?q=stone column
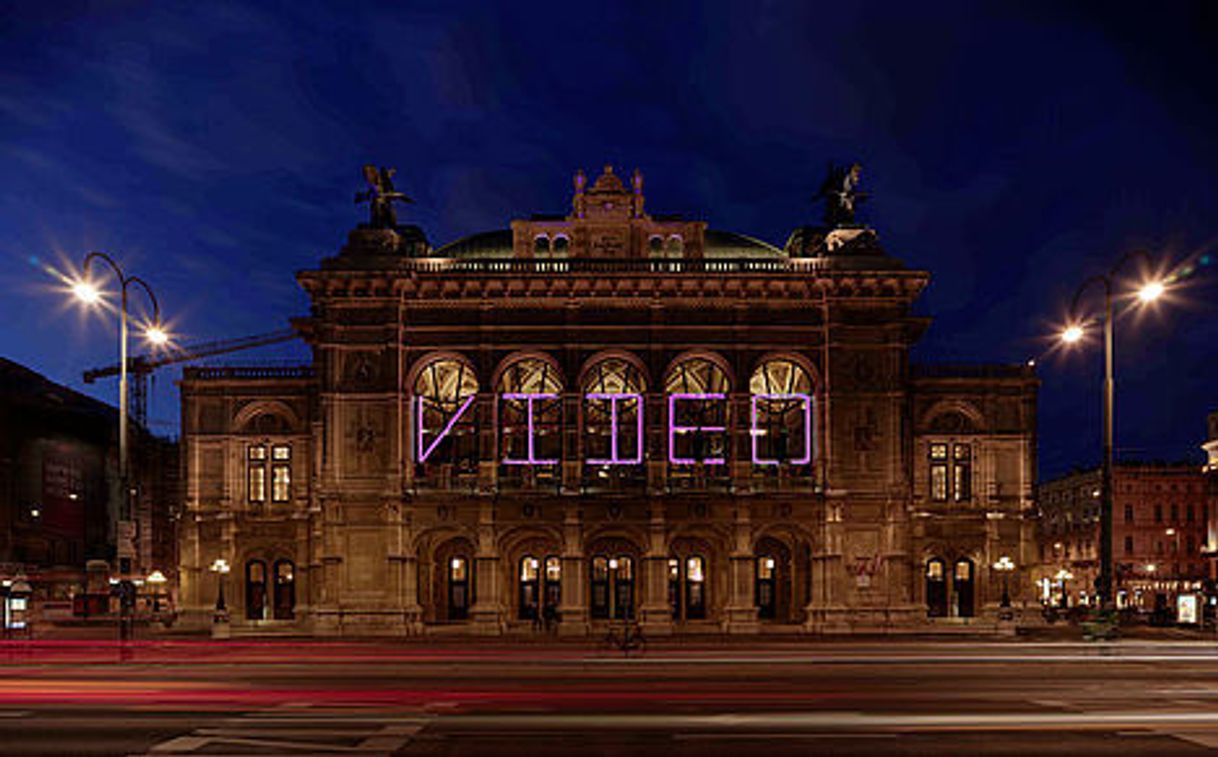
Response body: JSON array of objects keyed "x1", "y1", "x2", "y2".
[
  {"x1": 470, "y1": 500, "x2": 505, "y2": 634},
  {"x1": 476, "y1": 393, "x2": 497, "y2": 493},
  {"x1": 562, "y1": 393, "x2": 581, "y2": 494},
  {"x1": 640, "y1": 500, "x2": 673, "y2": 635},
  {"x1": 724, "y1": 502, "x2": 760, "y2": 634},
  {"x1": 558, "y1": 502, "x2": 589, "y2": 636},
  {"x1": 646, "y1": 391, "x2": 666, "y2": 494},
  {"x1": 806, "y1": 495, "x2": 849, "y2": 633}
]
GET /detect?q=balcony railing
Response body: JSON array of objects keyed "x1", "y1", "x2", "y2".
[{"x1": 403, "y1": 257, "x2": 840, "y2": 275}]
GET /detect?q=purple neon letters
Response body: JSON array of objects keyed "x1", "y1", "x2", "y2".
[{"x1": 416, "y1": 392, "x2": 813, "y2": 465}]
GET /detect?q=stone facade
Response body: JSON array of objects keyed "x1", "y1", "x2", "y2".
[{"x1": 176, "y1": 166, "x2": 1038, "y2": 635}]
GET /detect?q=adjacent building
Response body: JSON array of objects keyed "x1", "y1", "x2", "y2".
[
  {"x1": 1038, "y1": 462, "x2": 1214, "y2": 613},
  {"x1": 177, "y1": 164, "x2": 1038, "y2": 635}
]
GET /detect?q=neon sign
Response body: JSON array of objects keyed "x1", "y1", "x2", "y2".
[{"x1": 416, "y1": 392, "x2": 814, "y2": 465}]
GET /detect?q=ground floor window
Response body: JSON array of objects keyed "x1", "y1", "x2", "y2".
[
  {"x1": 590, "y1": 555, "x2": 634, "y2": 619},
  {"x1": 926, "y1": 558, "x2": 947, "y2": 617},
  {"x1": 953, "y1": 558, "x2": 975, "y2": 618},
  {"x1": 273, "y1": 559, "x2": 295, "y2": 620},
  {"x1": 756, "y1": 555, "x2": 776, "y2": 620},
  {"x1": 449, "y1": 556, "x2": 471, "y2": 620},
  {"x1": 669, "y1": 555, "x2": 706, "y2": 620},
  {"x1": 245, "y1": 560, "x2": 267, "y2": 621},
  {"x1": 519, "y1": 554, "x2": 562, "y2": 620}
]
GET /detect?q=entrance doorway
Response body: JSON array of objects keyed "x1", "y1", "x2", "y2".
[
  {"x1": 926, "y1": 558, "x2": 947, "y2": 617},
  {"x1": 272, "y1": 559, "x2": 295, "y2": 620}
]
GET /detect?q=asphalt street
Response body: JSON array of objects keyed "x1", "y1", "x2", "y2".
[{"x1": 4, "y1": 638, "x2": 1218, "y2": 754}]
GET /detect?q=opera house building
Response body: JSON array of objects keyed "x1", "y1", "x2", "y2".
[{"x1": 176, "y1": 164, "x2": 1037, "y2": 636}]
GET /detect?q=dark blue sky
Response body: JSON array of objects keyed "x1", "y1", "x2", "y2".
[{"x1": 2, "y1": 1, "x2": 1215, "y2": 478}]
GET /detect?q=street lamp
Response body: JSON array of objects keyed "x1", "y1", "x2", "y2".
[
  {"x1": 993, "y1": 556, "x2": 1016, "y2": 608},
  {"x1": 1058, "y1": 250, "x2": 1166, "y2": 613},
  {"x1": 70, "y1": 252, "x2": 170, "y2": 558},
  {"x1": 146, "y1": 569, "x2": 167, "y2": 616},
  {"x1": 211, "y1": 558, "x2": 230, "y2": 615},
  {"x1": 1054, "y1": 568, "x2": 1074, "y2": 609}
]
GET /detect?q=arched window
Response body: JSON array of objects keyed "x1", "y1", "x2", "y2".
[
  {"x1": 552, "y1": 235, "x2": 570, "y2": 255},
  {"x1": 519, "y1": 555, "x2": 540, "y2": 619},
  {"x1": 590, "y1": 556, "x2": 610, "y2": 619},
  {"x1": 544, "y1": 556, "x2": 562, "y2": 613},
  {"x1": 664, "y1": 235, "x2": 684, "y2": 257},
  {"x1": 589, "y1": 554, "x2": 634, "y2": 620},
  {"x1": 749, "y1": 358, "x2": 814, "y2": 466},
  {"x1": 685, "y1": 555, "x2": 706, "y2": 619},
  {"x1": 648, "y1": 235, "x2": 663, "y2": 254},
  {"x1": 583, "y1": 357, "x2": 645, "y2": 471},
  {"x1": 926, "y1": 558, "x2": 947, "y2": 618},
  {"x1": 534, "y1": 235, "x2": 551, "y2": 255},
  {"x1": 665, "y1": 357, "x2": 730, "y2": 466},
  {"x1": 954, "y1": 558, "x2": 975, "y2": 618},
  {"x1": 272, "y1": 559, "x2": 295, "y2": 620},
  {"x1": 498, "y1": 357, "x2": 563, "y2": 472},
  {"x1": 756, "y1": 555, "x2": 776, "y2": 620},
  {"x1": 448, "y1": 556, "x2": 471, "y2": 621},
  {"x1": 413, "y1": 357, "x2": 479, "y2": 483},
  {"x1": 245, "y1": 560, "x2": 267, "y2": 621}
]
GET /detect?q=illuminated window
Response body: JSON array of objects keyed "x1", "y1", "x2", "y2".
[
  {"x1": 498, "y1": 357, "x2": 563, "y2": 468},
  {"x1": 685, "y1": 555, "x2": 706, "y2": 620},
  {"x1": 247, "y1": 445, "x2": 266, "y2": 503},
  {"x1": 952, "y1": 444, "x2": 971, "y2": 501},
  {"x1": 929, "y1": 444, "x2": 948, "y2": 501},
  {"x1": 665, "y1": 357, "x2": 730, "y2": 465},
  {"x1": 582, "y1": 357, "x2": 645, "y2": 467},
  {"x1": 929, "y1": 442, "x2": 972, "y2": 502},
  {"x1": 271, "y1": 445, "x2": 291, "y2": 502},
  {"x1": 413, "y1": 357, "x2": 479, "y2": 480},
  {"x1": 749, "y1": 359, "x2": 814, "y2": 466}
]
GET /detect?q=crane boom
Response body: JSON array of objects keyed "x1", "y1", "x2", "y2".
[{"x1": 82, "y1": 329, "x2": 299, "y2": 383}]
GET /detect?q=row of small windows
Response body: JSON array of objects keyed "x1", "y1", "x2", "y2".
[
  {"x1": 532, "y1": 234, "x2": 684, "y2": 255},
  {"x1": 533, "y1": 235, "x2": 571, "y2": 254},
  {"x1": 247, "y1": 444, "x2": 292, "y2": 504}
]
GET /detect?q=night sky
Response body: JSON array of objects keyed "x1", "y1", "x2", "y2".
[{"x1": 2, "y1": 1, "x2": 1215, "y2": 479}]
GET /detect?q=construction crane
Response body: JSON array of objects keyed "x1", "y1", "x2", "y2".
[{"x1": 82, "y1": 329, "x2": 300, "y2": 430}]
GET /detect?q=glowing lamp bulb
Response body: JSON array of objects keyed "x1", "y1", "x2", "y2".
[
  {"x1": 1138, "y1": 281, "x2": 1165, "y2": 303},
  {"x1": 1061, "y1": 325, "x2": 1084, "y2": 344},
  {"x1": 145, "y1": 325, "x2": 169, "y2": 346},
  {"x1": 73, "y1": 281, "x2": 101, "y2": 304}
]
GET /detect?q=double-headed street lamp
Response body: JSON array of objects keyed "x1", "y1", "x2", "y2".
[
  {"x1": 70, "y1": 252, "x2": 169, "y2": 553},
  {"x1": 1059, "y1": 251, "x2": 1166, "y2": 614},
  {"x1": 993, "y1": 555, "x2": 1016, "y2": 609}
]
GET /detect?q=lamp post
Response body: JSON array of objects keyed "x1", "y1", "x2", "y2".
[
  {"x1": 1055, "y1": 568, "x2": 1074, "y2": 609},
  {"x1": 146, "y1": 569, "x2": 167, "y2": 618},
  {"x1": 1059, "y1": 251, "x2": 1164, "y2": 613},
  {"x1": 993, "y1": 555, "x2": 1016, "y2": 609},
  {"x1": 71, "y1": 252, "x2": 169, "y2": 573},
  {"x1": 211, "y1": 558, "x2": 231, "y2": 638}
]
